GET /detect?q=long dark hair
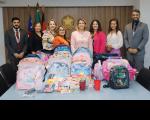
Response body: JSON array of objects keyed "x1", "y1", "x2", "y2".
[
  {"x1": 108, "y1": 18, "x2": 120, "y2": 34},
  {"x1": 57, "y1": 25, "x2": 67, "y2": 40},
  {"x1": 89, "y1": 19, "x2": 102, "y2": 34}
]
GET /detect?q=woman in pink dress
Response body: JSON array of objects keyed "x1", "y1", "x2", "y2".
[{"x1": 71, "y1": 18, "x2": 93, "y2": 55}]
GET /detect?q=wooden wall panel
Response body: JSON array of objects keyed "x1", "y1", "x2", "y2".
[
  {"x1": 3, "y1": 6, "x2": 133, "y2": 36},
  {"x1": 3, "y1": 6, "x2": 133, "y2": 58}
]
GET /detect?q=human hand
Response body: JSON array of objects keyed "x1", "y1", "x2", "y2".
[
  {"x1": 128, "y1": 48, "x2": 133, "y2": 53},
  {"x1": 106, "y1": 45, "x2": 113, "y2": 52},
  {"x1": 32, "y1": 51, "x2": 36, "y2": 54},
  {"x1": 18, "y1": 52, "x2": 24, "y2": 59},
  {"x1": 132, "y1": 49, "x2": 138, "y2": 54},
  {"x1": 14, "y1": 53, "x2": 20, "y2": 58},
  {"x1": 128, "y1": 48, "x2": 138, "y2": 54}
]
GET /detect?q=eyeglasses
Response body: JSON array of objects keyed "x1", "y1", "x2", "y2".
[{"x1": 59, "y1": 29, "x2": 65, "y2": 31}]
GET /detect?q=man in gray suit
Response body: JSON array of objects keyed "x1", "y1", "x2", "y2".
[
  {"x1": 5, "y1": 17, "x2": 28, "y2": 71},
  {"x1": 124, "y1": 9, "x2": 149, "y2": 71}
]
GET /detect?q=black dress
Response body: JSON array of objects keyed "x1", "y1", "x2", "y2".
[{"x1": 28, "y1": 32, "x2": 43, "y2": 53}]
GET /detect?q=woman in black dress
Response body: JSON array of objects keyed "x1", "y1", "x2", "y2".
[{"x1": 28, "y1": 22, "x2": 43, "y2": 54}]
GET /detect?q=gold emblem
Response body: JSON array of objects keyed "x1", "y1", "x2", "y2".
[{"x1": 62, "y1": 15, "x2": 74, "y2": 30}]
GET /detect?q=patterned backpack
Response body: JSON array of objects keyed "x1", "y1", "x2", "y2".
[{"x1": 103, "y1": 65, "x2": 130, "y2": 89}]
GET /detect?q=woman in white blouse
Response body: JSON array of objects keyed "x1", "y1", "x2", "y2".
[{"x1": 106, "y1": 18, "x2": 123, "y2": 56}]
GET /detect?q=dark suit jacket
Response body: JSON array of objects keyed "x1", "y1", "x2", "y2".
[
  {"x1": 124, "y1": 22, "x2": 149, "y2": 55},
  {"x1": 5, "y1": 28, "x2": 28, "y2": 59}
]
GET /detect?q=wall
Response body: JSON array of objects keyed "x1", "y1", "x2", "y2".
[
  {"x1": 133, "y1": 0, "x2": 140, "y2": 9},
  {"x1": 0, "y1": 8, "x2": 5, "y2": 66},
  {"x1": 0, "y1": 0, "x2": 136, "y2": 7},
  {"x1": 3, "y1": 6, "x2": 133, "y2": 36},
  {"x1": 139, "y1": 0, "x2": 150, "y2": 68}
]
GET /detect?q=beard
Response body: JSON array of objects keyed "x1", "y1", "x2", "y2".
[
  {"x1": 13, "y1": 25, "x2": 20, "y2": 29},
  {"x1": 133, "y1": 18, "x2": 139, "y2": 22}
]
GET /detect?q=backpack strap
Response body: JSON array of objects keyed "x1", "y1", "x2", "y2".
[{"x1": 103, "y1": 83, "x2": 110, "y2": 88}]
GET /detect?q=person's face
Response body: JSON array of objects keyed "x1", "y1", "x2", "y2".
[
  {"x1": 92, "y1": 21, "x2": 99, "y2": 31},
  {"x1": 13, "y1": 20, "x2": 20, "y2": 29},
  {"x1": 34, "y1": 23, "x2": 41, "y2": 32},
  {"x1": 110, "y1": 21, "x2": 117, "y2": 30},
  {"x1": 49, "y1": 21, "x2": 56, "y2": 31},
  {"x1": 132, "y1": 12, "x2": 140, "y2": 21},
  {"x1": 58, "y1": 27, "x2": 66, "y2": 36},
  {"x1": 78, "y1": 20, "x2": 86, "y2": 31}
]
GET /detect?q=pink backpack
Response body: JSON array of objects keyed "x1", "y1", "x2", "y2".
[{"x1": 16, "y1": 57, "x2": 46, "y2": 90}]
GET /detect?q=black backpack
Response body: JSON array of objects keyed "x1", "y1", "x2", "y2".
[
  {"x1": 103, "y1": 65, "x2": 130, "y2": 89},
  {"x1": 136, "y1": 68, "x2": 150, "y2": 91},
  {"x1": 0, "y1": 72, "x2": 9, "y2": 96},
  {"x1": 0, "y1": 63, "x2": 16, "y2": 87}
]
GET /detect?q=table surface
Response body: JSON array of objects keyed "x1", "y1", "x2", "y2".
[{"x1": 0, "y1": 80, "x2": 150, "y2": 100}]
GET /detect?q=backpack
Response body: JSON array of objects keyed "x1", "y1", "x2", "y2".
[
  {"x1": 102, "y1": 58, "x2": 136, "y2": 81},
  {"x1": 103, "y1": 65, "x2": 130, "y2": 89},
  {"x1": 16, "y1": 57, "x2": 46, "y2": 90},
  {"x1": 136, "y1": 68, "x2": 150, "y2": 91}
]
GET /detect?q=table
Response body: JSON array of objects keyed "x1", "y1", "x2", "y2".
[{"x1": 0, "y1": 80, "x2": 150, "y2": 100}]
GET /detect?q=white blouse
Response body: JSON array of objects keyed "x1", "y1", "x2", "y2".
[{"x1": 107, "y1": 31, "x2": 123, "y2": 49}]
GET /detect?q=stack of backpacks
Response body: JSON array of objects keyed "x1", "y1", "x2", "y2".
[
  {"x1": 16, "y1": 55, "x2": 46, "y2": 90},
  {"x1": 71, "y1": 47, "x2": 93, "y2": 85}
]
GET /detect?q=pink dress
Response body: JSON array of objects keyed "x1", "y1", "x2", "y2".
[
  {"x1": 93, "y1": 31, "x2": 106, "y2": 54},
  {"x1": 71, "y1": 31, "x2": 93, "y2": 54}
]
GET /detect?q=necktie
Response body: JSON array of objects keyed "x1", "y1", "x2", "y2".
[
  {"x1": 16, "y1": 29, "x2": 20, "y2": 43},
  {"x1": 16, "y1": 29, "x2": 21, "y2": 50},
  {"x1": 133, "y1": 23, "x2": 137, "y2": 32}
]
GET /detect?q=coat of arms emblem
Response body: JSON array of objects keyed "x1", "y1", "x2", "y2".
[{"x1": 62, "y1": 15, "x2": 74, "y2": 30}]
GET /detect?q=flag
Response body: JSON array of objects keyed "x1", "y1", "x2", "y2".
[
  {"x1": 28, "y1": 15, "x2": 33, "y2": 37},
  {"x1": 27, "y1": 4, "x2": 33, "y2": 37},
  {"x1": 35, "y1": 2, "x2": 41, "y2": 23},
  {"x1": 41, "y1": 6, "x2": 47, "y2": 32}
]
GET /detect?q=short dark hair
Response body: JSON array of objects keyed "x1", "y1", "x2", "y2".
[
  {"x1": 132, "y1": 9, "x2": 141, "y2": 15},
  {"x1": 33, "y1": 22, "x2": 41, "y2": 28},
  {"x1": 12, "y1": 17, "x2": 20, "y2": 22},
  {"x1": 33, "y1": 22, "x2": 42, "y2": 33},
  {"x1": 89, "y1": 19, "x2": 102, "y2": 33},
  {"x1": 108, "y1": 18, "x2": 120, "y2": 34}
]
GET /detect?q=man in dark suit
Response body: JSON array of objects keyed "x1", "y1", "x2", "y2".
[
  {"x1": 5, "y1": 17, "x2": 28, "y2": 71},
  {"x1": 124, "y1": 9, "x2": 149, "y2": 71}
]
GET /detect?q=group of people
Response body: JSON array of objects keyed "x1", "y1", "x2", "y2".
[{"x1": 5, "y1": 9, "x2": 149, "y2": 72}]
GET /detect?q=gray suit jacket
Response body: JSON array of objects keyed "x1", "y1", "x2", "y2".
[
  {"x1": 5, "y1": 28, "x2": 28, "y2": 58},
  {"x1": 124, "y1": 22, "x2": 149, "y2": 54}
]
